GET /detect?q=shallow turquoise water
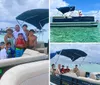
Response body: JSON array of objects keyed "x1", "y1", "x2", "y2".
[
  {"x1": 50, "y1": 24, "x2": 100, "y2": 42},
  {"x1": 0, "y1": 34, "x2": 4, "y2": 42}
]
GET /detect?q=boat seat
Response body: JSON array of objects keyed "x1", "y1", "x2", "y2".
[
  {"x1": 0, "y1": 49, "x2": 48, "y2": 68},
  {"x1": 35, "y1": 41, "x2": 47, "y2": 54},
  {"x1": 36, "y1": 41, "x2": 45, "y2": 48},
  {"x1": 90, "y1": 73, "x2": 96, "y2": 79},
  {"x1": 63, "y1": 72, "x2": 77, "y2": 78},
  {"x1": 22, "y1": 49, "x2": 46, "y2": 57},
  {"x1": 69, "y1": 69, "x2": 85, "y2": 77},
  {"x1": 79, "y1": 70, "x2": 86, "y2": 77},
  {"x1": 35, "y1": 48, "x2": 47, "y2": 54},
  {"x1": 79, "y1": 70, "x2": 96, "y2": 79},
  {"x1": 0, "y1": 60, "x2": 49, "y2": 85}
]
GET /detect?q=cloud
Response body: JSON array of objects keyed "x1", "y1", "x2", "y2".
[
  {"x1": 0, "y1": 21, "x2": 16, "y2": 29},
  {"x1": 50, "y1": 0, "x2": 100, "y2": 20},
  {"x1": 50, "y1": 0, "x2": 68, "y2": 9},
  {"x1": 83, "y1": 10, "x2": 100, "y2": 20},
  {"x1": 0, "y1": 0, "x2": 49, "y2": 28}
]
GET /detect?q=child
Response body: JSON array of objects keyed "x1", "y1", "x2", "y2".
[
  {"x1": 15, "y1": 33, "x2": 26, "y2": 57},
  {"x1": 28, "y1": 29, "x2": 37, "y2": 49},
  {"x1": 60, "y1": 65, "x2": 65, "y2": 74},
  {"x1": 6, "y1": 42, "x2": 15, "y2": 58}
]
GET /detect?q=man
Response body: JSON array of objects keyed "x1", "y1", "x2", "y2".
[
  {"x1": 13, "y1": 25, "x2": 27, "y2": 41},
  {"x1": 73, "y1": 65, "x2": 79, "y2": 73},
  {"x1": 28, "y1": 29, "x2": 37, "y2": 49},
  {"x1": 22, "y1": 24, "x2": 29, "y2": 37}
]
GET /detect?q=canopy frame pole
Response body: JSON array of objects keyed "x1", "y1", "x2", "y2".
[
  {"x1": 79, "y1": 57, "x2": 86, "y2": 66},
  {"x1": 16, "y1": 19, "x2": 22, "y2": 27},
  {"x1": 39, "y1": 17, "x2": 48, "y2": 29},
  {"x1": 55, "y1": 50, "x2": 62, "y2": 65},
  {"x1": 39, "y1": 17, "x2": 48, "y2": 41},
  {"x1": 16, "y1": 19, "x2": 25, "y2": 28}
]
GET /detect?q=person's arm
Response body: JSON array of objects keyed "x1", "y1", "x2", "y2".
[
  {"x1": 23, "y1": 40, "x2": 26, "y2": 48},
  {"x1": 26, "y1": 36, "x2": 29, "y2": 47},
  {"x1": 33, "y1": 36, "x2": 37, "y2": 47}
]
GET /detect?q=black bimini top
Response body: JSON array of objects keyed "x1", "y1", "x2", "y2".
[
  {"x1": 57, "y1": 6, "x2": 75, "y2": 14},
  {"x1": 16, "y1": 9, "x2": 49, "y2": 30},
  {"x1": 50, "y1": 49, "x2": 87, "y2": 62}
]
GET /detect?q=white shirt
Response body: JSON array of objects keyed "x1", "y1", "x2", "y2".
[
  {"x1": 13, "y1": 30, "x2": 27, "y2": 41},
  {"x1": 0, "y1": 48, "x2": 7, "y2": 59}
]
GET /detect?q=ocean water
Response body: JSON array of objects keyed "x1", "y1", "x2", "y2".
[
  {"x1": 0, "y1": 34, "x2": 5, "y2": 42},
  {"x1": 50, "y1": 23, "x2": 100, "y2": 42}
]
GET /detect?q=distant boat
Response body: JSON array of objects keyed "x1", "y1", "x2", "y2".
[{"x1": 51, "y1": 6, "x2": 98, "y2": 27}]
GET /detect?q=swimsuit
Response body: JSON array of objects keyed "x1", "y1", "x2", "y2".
[
  {"x1": 16, "y1": 39, "x2": 25, "y2": 57},
  {"x1": 16, "y1": 48, "x2": 24, "y2": 57}
]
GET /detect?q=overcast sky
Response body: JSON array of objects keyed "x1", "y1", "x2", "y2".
[
  {"x1": 0, "y1": 0, "x2": 49, "y2": 28},
  {"x1": 50, "y1": 43, "x2": 100, "y2": 63},
  {"x1": 0, "y1": 0, "x2": 49, "y2": 42},
  {"x1": 50, "y1": 0, "x2": 100, "y2": 20}
]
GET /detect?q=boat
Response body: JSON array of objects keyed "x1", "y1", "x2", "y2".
[
  {"x1": 50, "y1": 6, "x2": 98, "y2": 27},
  {"x1": 0, "y1": 9, "x2": 49, "y2": 85},
  {"x1": 51, "y1": 70, "x2": 100, "y2": 85},
  {"x1": 0, "y1": 49, "x2": 49, "y2": 85},
  {"x1": 50, "y1": 49, "x2": 100, "y2": 85}
]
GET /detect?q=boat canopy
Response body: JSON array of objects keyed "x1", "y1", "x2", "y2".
[
  {"x1": 57, "y1": 6, "x2": 75, "y2": 14},
  {"x1": 50, "y1": 49, "x2": 87, "y2": 61},
  {"x1": 16, "y1": 9, "x2": 49, "y2": 30}
]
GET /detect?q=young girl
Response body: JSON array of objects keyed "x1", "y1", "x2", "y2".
[{"x1": 15, "y1": 33, "x2": 26, "y2": 57}]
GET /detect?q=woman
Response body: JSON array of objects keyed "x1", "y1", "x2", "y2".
[{"x1": 4, "y1": 28, "x2": 15, "y2": 49}]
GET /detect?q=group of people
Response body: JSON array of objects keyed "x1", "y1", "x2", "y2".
[
  {"x1": 51, "y1": 64, "x2": 79, "y2": 75},
  {"x1": 0, "y1": 24, "x2": 37, "y2": 58}
]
